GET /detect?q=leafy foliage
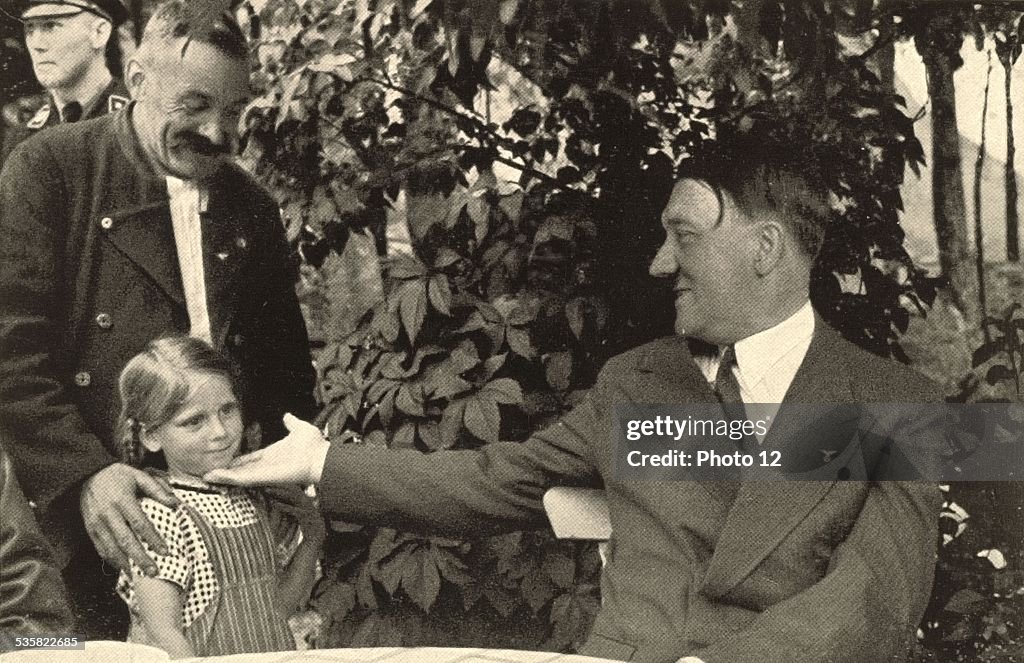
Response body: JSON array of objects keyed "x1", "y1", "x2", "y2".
[{"x1": 232, "y1": 0, "x2": 1010, "y2": 655}]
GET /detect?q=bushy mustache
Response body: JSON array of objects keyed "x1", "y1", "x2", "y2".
[{"x1": 176, "y1": 131, "x2": 232, "y2": 157}]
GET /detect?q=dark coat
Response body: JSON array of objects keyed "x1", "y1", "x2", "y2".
[
  {"x1": 0, "y1": 106, "x2": 316, "y2": 565},
  {"x1": 0, "y1": 444, "x2": 74, "y2": 647},
  {"x1": 317, "y1": 321, "x2": 942, "y2": 663},
  {"x1": 0, "y1": 79, "x2": 129, "y2": 167}
]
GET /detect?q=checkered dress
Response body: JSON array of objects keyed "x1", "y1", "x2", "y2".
[{"x1": 117, "y1": 477, "x2": 301, "y2": 655}]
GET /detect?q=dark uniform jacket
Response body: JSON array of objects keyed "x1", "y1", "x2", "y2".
[
  {"x1": 317, "y1": 322, "x2": 942, "y2": 663},
  {"x1": 0, "y1": 79, "x2": 128, "y2": 166},
  {"x1": 0, "y1": 106, "x2": 316, "y2": 565},
  {"x1": 0, "y1": 444, "x2": 74, "y2": 647}
]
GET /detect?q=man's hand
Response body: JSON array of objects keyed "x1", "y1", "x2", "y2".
[
  {"x1": 80, "y1": 463, "x2": 178, "y2": 575},
  {"x1": 204, "y1": 413, "x2": 329, "y2": 487}
]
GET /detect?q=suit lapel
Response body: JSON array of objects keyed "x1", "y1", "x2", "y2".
[
  {"x1": 104, "y1": 202, "x2": 186, "y2": 307},
  {"x1": 701, "y1": 318, "x2": 855, "y2": 598},
  {"x1": 100, "y1": 111, "x2": 185, "y2": 308},
  {"x1": 636, "y1": 338, "x2": 748, "y2": 506}
]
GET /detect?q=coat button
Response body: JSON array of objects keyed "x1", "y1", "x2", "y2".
[
  {"x1": 95, "y1": 312, "x2": 113, "y2": 329},
  {"x1": 235, "y1": 237, "x2": 248, "y2": 250},
  {"x1": 228, "y1": 333, "x2": 245, "y2": 347},
  {"x1": 100, "y1": 217, "x2": 114, "y2": 230},
  {"x1": 74, "y1": 371, "x2": 92, "y2": 387}
]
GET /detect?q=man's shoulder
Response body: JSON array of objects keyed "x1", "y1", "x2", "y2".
[
  {"x1": 8, "y1": 112, "x2": 117, "y2": 168},
  {"x1": 817, "y1": 322, "x2": 943, "y2": 402},
  {"x1": 599, "y1": 336, "x2": 690, "y2": 380}
]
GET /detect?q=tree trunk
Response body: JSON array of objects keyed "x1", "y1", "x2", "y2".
[
  {"x1": 920, "y1": 45, "x2": 976, "y2": 316},
  {"x1": 1005, "y1": 60, "x2": 1020, "y2": 262},
  {"x1": 974, "y1": 52, "x2": 992, "y2": 339}
]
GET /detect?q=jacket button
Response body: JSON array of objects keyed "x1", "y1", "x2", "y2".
[
  {"x1": 229, "y1": 333, "x2": 245, "y2": 347},
  {"x1": 235, "y1": 237, "x2": 248, "y2": 250},
  {"x1": 74, "y1": 371, "x2": 92, "y2": 387},
  {"x1": 100, "y1": 217, "x2": 114, "y2": 230},
  {"x1": 95, "y1": 312, "x2": 113, "y2": 329}
]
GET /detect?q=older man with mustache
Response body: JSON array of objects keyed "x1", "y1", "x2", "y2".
[{"x1": 0, "y1": 0, "x2": 316, "y2": 638}]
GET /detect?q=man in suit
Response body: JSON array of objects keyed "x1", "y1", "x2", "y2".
[
  {"x1": 208, "y1": 152, "x2": 942, "y2": 662},
  {"x1": 0, "y1": 0, "x2": 130, "y2": 165},
  {"x1": 0, "y1": 0, "x2": 316, "y2": 637}
]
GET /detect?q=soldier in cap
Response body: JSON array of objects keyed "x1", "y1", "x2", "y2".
[{"x1": 0, "y1": 0, "x2": 129, "y2": 163}]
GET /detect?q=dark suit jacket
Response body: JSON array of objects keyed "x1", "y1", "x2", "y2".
[
  {"x1": 0, "y1": 106, "x2": 316, "y2": 564},
  {"x1": 317, "y1": 321, "x2": 942, "y2": 663}
]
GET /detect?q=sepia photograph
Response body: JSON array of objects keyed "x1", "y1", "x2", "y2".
[{"x1": 0, "y1": 0, "x2": 1021, "y2": 661}]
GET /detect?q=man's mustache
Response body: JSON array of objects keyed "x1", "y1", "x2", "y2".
[{"x1": 175, "y1": 132, "x2": 232, "y2": 156}]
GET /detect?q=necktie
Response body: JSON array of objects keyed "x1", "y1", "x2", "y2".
[
  {"x1": 62, "y1": 102, "x2": 82, "y2": 123},
  {"x1": 712, "y1": 345, "x2": 743, "y2": 405},
  {"x1": 713, "y1": 345, "x2": 756, "y2": 452}
]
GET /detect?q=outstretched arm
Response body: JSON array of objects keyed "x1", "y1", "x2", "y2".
[{"x1": 207, "y1": 382, "x2": 607, "y2": 538}]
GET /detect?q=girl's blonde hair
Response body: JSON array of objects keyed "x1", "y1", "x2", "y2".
[{"x1": 116, "y1": 335, "x2": 238, "y2": 467}]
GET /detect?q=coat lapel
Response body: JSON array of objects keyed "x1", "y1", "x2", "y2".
[
  {"x1": 100, "y1": 109, "x2": 185, "y2": 308},
  {"x1": 636, "y1": 337, "x2": 749, "y2": 505},
  {"x1": 104, "y1": 202, "x2": 185, "y2": 307},
  {"x1": 701, "y1": 318, "x2": 856, "y2": 598}
]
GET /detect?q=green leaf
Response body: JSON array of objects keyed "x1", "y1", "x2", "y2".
[
  {"x1": 520, "y1": 571, "x2": 555, "y2": 613},
  {"x1": 372, "y1": 304, "x2": 400, "y2": 343},
  {"x1": 480, "y1": 352, "x2": 507, "y2": 381},
  {"x1": 545, "y1": 351, "x2": 573, "y2": 391},
  {"x1": 464, "y1": 395, "x2": 500, "y2": 442},
  {"x1": 440, "y1": 399, "x2": 467, "y2": 447},
  {"x1": 428, "y1": 275, "x2": 452, "y2": 315},
  {"x1": 396, "y1": 384, "x2": 425, "y2": 416},
  {"x1": 542, "y1": 549, "x2": 575, "y2": 588},
  {"x1": 434, "y1": 248, "x2": 462, "y2": 269},
  {"x1": 398, "y1": 280, "x2": 428, "y2": 345},
  {"x1": 566, "y1": 297, "x2": 586, "y2": 339},
  {"x1": 428, "y1": 366, "x2": 473, "y2": 399},
  {"x1": 449, "y1": 340, "x2": 480, "y2": 373},
  {"x1": 482, "y1": 377, "x2": 523, "y2": 404},
  {"x1": 506, "y1": 327, "x2": 535, "y2": 359},
  {"x1": 402, "y1": 547, "x2": 442, "y2": 612},
  {"x1": 418, "y1": 421, "x2": 447, "y2": 450},
  {"x1": 390, "y1": 255, "x2": 429, "y2": 280},
  {"x1": 456, "y1": 311, "x2": 487, "y2": 333},
  {"x1": 483, "y1": 584, "x2": 518, "y2": 617},
  {"x1": 392, "y1": 421, "x2": 416, "y2": 449}
]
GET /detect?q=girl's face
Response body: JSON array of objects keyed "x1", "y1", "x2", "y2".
[{"x1": 141, "y1": 371, "x2": 243, "y2": 479}]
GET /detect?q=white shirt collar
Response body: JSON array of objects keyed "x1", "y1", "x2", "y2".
[{"x1": 732, "y1": 300, "x2": 815, "y2": 389}]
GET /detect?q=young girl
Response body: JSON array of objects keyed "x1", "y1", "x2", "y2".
[{"x1": 114, "y1": 336, "x2": 322, "y2": 659}]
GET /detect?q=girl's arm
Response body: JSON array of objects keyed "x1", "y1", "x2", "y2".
[
  {"x1": 133, "y1": 576, "x2": 195, "y2": 660},
  {"x1": 276, "y1": 518, "x2": 325, "y2": 618}
]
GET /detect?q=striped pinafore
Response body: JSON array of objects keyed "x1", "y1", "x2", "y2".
[{"x1": 180, "y1": 497, "x2": 294, "y2": 655}]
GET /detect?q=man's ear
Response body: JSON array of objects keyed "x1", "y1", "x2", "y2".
[
  {"x1": 140, "y1": 428, "x2": 162, "y2": 454},
  {"x1": 753, "y1": 220, "x2": 785, "y2": 276},
  {"x1": 125, "y1": 58, "x2": 145, "y2": 97},
  {"x1": 89, "y1": 18, "x2": 112, "y2": 50}
]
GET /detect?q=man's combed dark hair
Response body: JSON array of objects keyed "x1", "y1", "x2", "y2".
[
  {"x1": 677, "y1": 136, "x2": 832, "y2": 259},
  {"x1": 141, "y1": 0, "x2": 247, "y2": 62}
]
